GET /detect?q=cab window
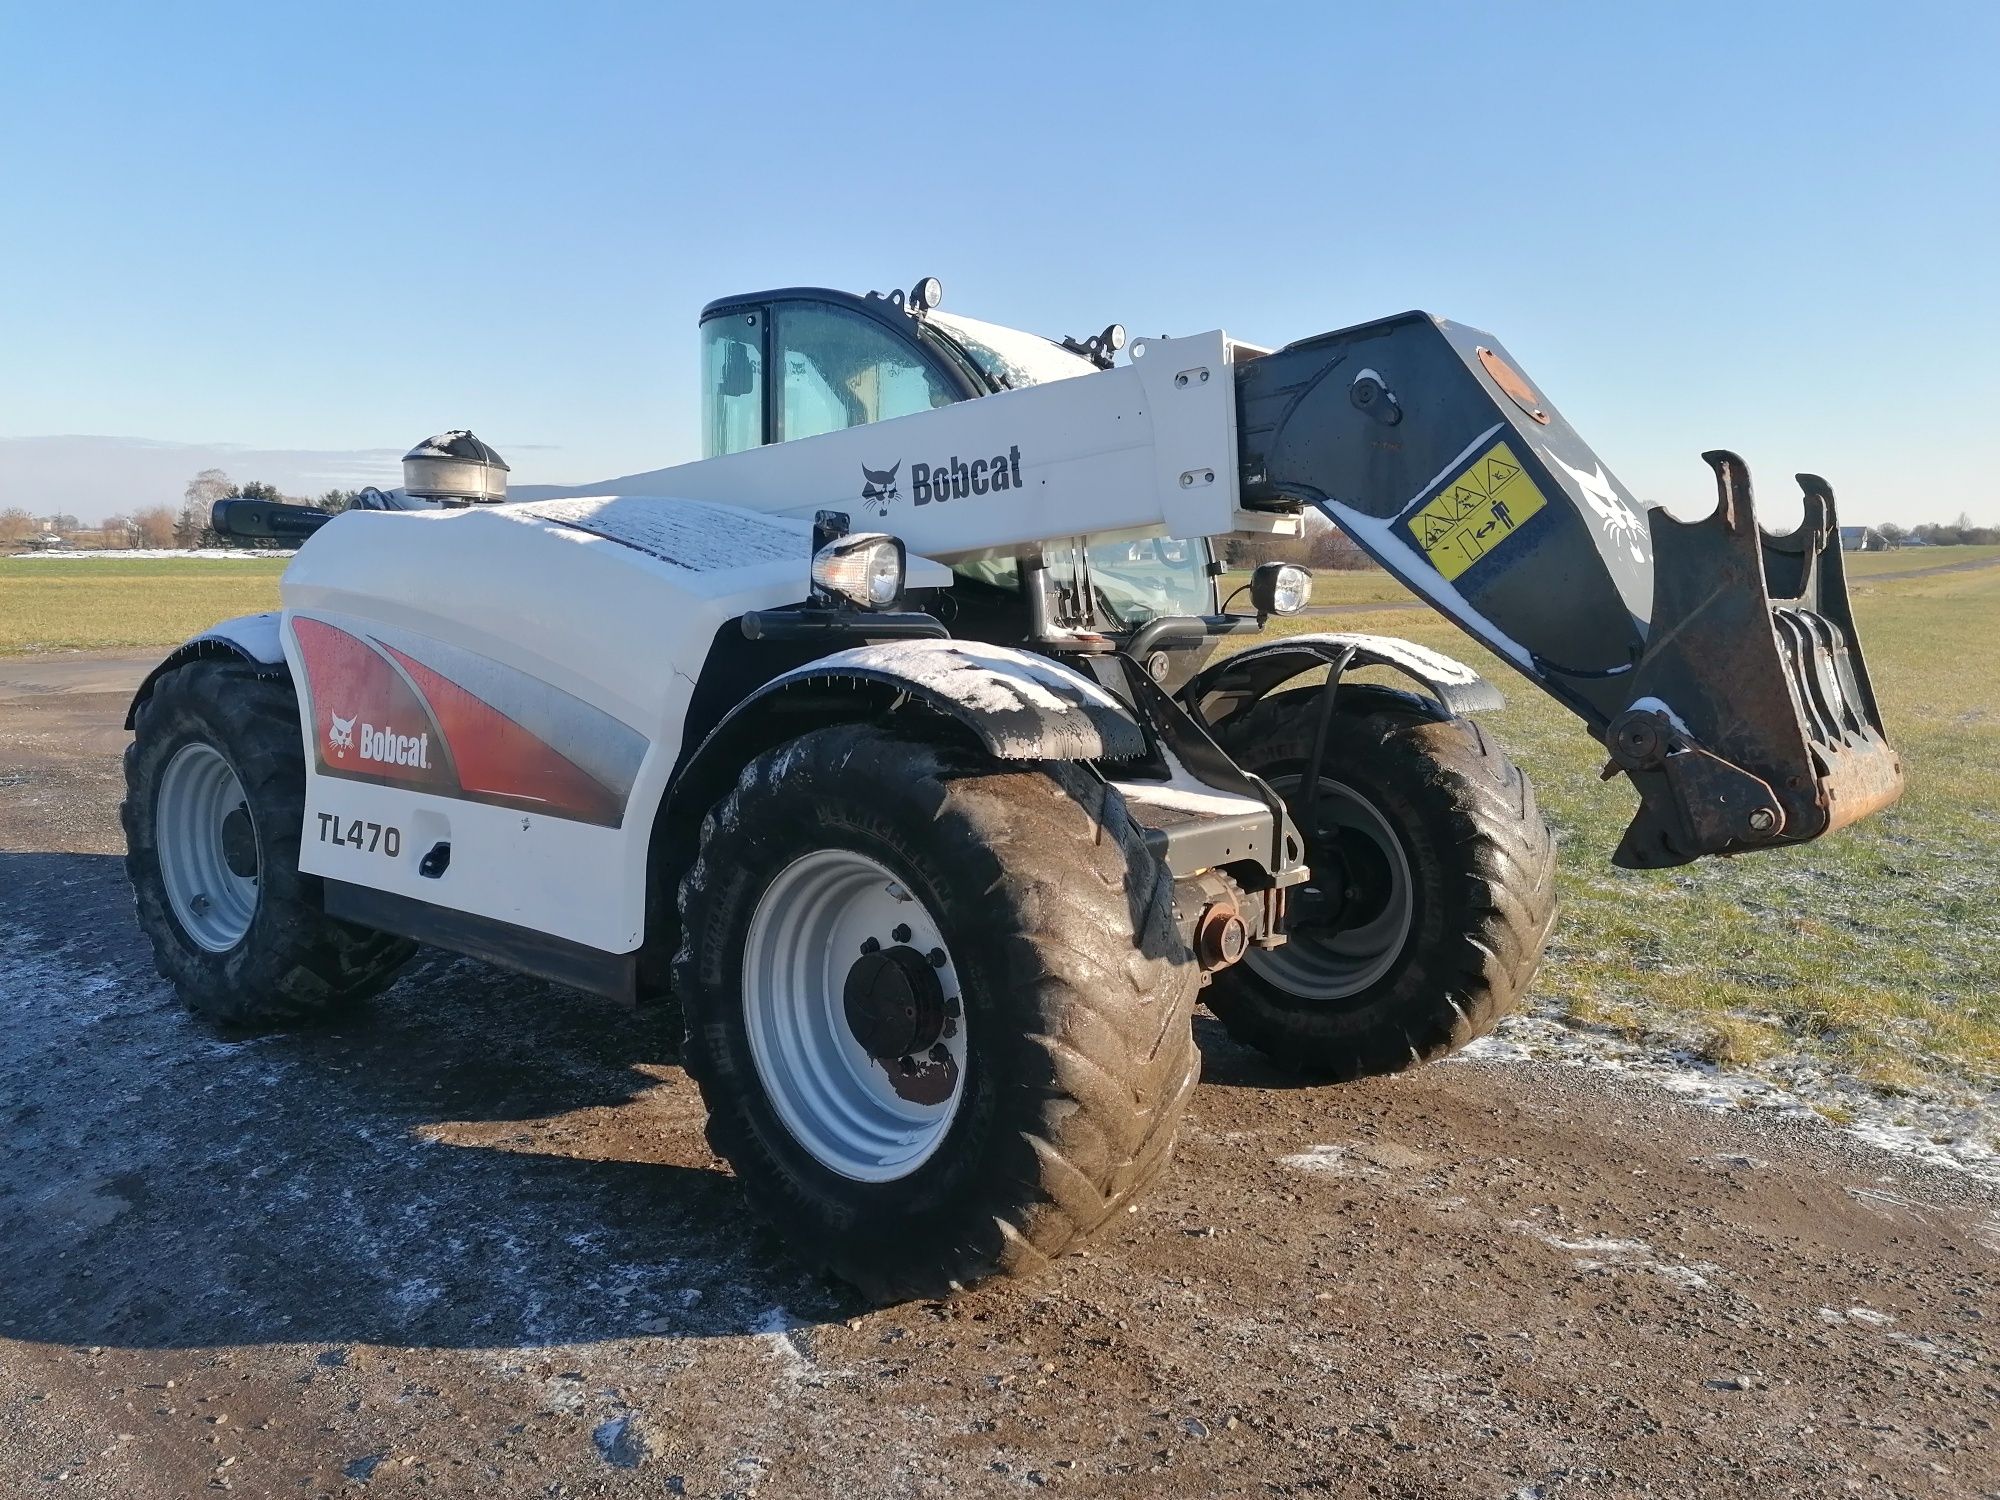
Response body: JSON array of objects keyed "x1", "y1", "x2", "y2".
[
  {"x1": 775, "y1": 302, "x2": 957, "y2": 442},
  {"x1": 701, "y1": 312, "x2": 765, "y2": 458},
  {"x1": 1082, "y1": 536, "x2": 1213, "y2": 626},
  {"x1": 949, "y1": 536, "x2": 1213, "y2": 631}
]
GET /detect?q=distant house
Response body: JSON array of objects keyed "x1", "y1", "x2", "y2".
[{"x1": 1837, "y1": 525, "x2": 1886, "y2": 552}]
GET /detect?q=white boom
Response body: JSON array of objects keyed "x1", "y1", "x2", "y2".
[{"x1": 523, "y1": 332, "x2": 1298, "y2": 560}]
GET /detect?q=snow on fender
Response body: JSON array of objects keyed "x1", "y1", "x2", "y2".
[{"x1": 737, "y1": 638, "x2": 1148, "y2": 763}]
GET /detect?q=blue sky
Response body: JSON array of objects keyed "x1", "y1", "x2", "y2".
[{"x1": 2, "y1": 1, "x2": 1994, "y2": 525}]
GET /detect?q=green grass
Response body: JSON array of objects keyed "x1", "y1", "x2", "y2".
[
  {"x1": 1220, "y1": 544, "x2": 2000, "y2": 606},
  {"x1": 1252, "y1": 561, "x2": 2000, "y2": 1104},
  {"x1": 0, "y1": 557, "x2": 288, "y2": 654},
  {"x1": 1217, "y1": 568, "x2": 1419, "y2": 609}
]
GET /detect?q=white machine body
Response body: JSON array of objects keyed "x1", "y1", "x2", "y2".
[{"x1": 277, "y1": 332, "x2": 1287, "y2": 954}]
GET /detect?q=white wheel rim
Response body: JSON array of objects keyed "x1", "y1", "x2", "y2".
[
  {"x1": 742, "y1": 848, "x2": 967, "y2": 1183},
  {"x1": 155, "y1": 742, "x2": 260, "y2": 953},
  {"x1": 1246, "y1": 774, "x2": 1414, "y2": 1001}
]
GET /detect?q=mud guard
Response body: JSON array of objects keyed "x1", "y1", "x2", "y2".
[
  {"x1": 664, "y1": 638, "x2": 1147, "y2": 850},
  {"x1": 124, "y1": 612, "x2": 287, "y2": 730},
  {"x1": 745, "y1": 639, "x2": 1148, "y2": 761},
  {"x1": 1234, "y1": 313, "x2": 1901, "y2": 866},
  {"x1": 1181, "y1": 632, "x2": 1502, "y2": 728}
]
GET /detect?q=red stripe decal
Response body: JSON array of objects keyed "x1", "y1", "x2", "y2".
[
  {"x1": 380, "y1": 644, "x2": 624, "y2": 826},
  {"x1": 293, "y1": 618, "x2": 457, "y2": 794}
]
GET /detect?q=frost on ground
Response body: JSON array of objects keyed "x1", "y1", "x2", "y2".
[{"x1": 1459, "y1": 1011, "x2": 2000, "y2": 1186}]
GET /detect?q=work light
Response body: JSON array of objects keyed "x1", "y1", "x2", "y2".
[
  {"x1": 1252, "y1": 562, "x2": 1312, "y2": 617},
  {"x1": 811, "y1": 533, "x2": 906, "y2": 609}
]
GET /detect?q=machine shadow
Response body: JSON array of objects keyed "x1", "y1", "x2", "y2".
[
  {"x1": 0, "y1": 851, "x2": 857, "y2": 1355},
  {"x1": 1188, "y1": 1010, "x2": 1325, "y2": 1089}
]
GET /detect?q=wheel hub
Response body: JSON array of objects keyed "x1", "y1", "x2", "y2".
[
  {"x1": 220, "y1": 805, "x2": 259, "y2": 879},
  {"x1": 843, "y1": 945, "x2": 947, "y2": 1061},
  {"x1": 1247, "y1": 773, "x2": 1414, "y2": 1002},
  {"x1": 155, "y1": 741, "x2": 261, "y2": 954},
  {"x1": 741, "y1": 848, "x2": 970, "y2": 1183}
]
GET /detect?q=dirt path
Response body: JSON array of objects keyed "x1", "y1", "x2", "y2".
[
  {"x1": 2, "y1": 665, "x2": 1995, "y2": 1499},
  {"x1": 1850, "y1": 550, "x2": 2000, "y2": 582}
]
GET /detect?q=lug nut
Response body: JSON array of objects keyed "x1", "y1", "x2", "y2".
[
  {"x1": 892, "y1": 923, "x2": 912, "y2": 943},
  {"x1": 928, "y1": 947, "x2": 947, "y2": 967}
]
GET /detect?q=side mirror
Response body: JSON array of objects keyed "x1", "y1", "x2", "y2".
[
  {"x1": 211, "y1": 499, "x2": 334, "y2": 541},
  {"x1": 719, "y1": 340, "x2": 756, "y2": 398}
]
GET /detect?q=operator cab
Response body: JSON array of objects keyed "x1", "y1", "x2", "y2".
[{"x1": 698, "y1": 280, "x2": 1216, "y2": 656}]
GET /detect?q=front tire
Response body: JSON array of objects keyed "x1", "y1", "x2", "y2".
[
  {"x1": 1205, "y1": 687, "x2": 1557, "y2": 1080},
  {"x1": 123, "y1": 659, "x2": 415, "y2": 1027},
  {"x1": 676, "y1": 724, "x2": 1200, "y2": 1301}
]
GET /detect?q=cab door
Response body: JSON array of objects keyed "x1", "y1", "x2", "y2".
[{"x1": 700, "y1": 294, "x2": 974, "y2": 458}]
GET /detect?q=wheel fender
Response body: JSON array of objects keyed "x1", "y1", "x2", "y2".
[
  {"x1": 1182, "y1": 631, "x2": 1503, "y2": 727},
  {"x1": 124, "y1": 612, "x2": 288, "y2": 730},
  {"x1": 715, "y1": 638, "x2": 1146, "y2": 766}
]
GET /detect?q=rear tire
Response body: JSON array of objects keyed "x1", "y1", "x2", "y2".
[
  {"x1": 676, "y1": 724, "x2": 1200, "y2": 1301},
  {"x1": 1205, "y1": 687, "x2": 1556, "y2": 1080},
  {"x1": 123, "y1": 659, "x2": 415, "y2": 1027}
]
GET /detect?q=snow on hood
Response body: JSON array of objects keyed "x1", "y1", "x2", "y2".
[{"x1": 927, "y1": 311, "x2": 1098, "y2": 389}]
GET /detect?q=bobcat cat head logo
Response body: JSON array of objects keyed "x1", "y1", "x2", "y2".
[
  {"x1": 327, "y1": 712, "x2": 355, "y2": 758},
  {"x1": 860, "y1": 461, "x2": 901, "y2": 517}
]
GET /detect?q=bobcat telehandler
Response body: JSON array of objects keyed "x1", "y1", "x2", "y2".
[{"x1": 123, "y1": 277, "x2": 1901, "y2": 1299}]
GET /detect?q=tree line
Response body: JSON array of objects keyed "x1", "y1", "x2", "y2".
[
  {"x1": 1873, "y1": 516, "x2": 2000, "y2": 547},
  {"x1": 1, "y1": 469, "x2": 364, "y2": 550}
]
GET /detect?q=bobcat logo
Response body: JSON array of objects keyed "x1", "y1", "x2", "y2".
[
  {"x1": 327, "y1": 712, "x2": 355, "y2": 759},
  {"x1": 859, "y1": 461, "x2": 901, "y2": 517},
  {"x1": 1542, "y1": 447, "x2": 1651, "y2": 567}
]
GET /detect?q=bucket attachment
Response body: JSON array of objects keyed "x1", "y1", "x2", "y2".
[
  {"x1": 1232, "y1": 311, "x2": 1902, "y2": 869},
  {"x1": 1602, "y1": 455, "x2": 1902, "y2": 868}
]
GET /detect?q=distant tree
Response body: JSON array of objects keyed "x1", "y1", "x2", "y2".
[
  {"x1": 1223, "y1": 510, "x2": 1377, "y2": 572},
  {"x1": 176, "y1": 468, "x2": 234, "y2": 549},
  {"x1": 317, "y1": 488, "x2": 361, "y2": 514},
  {"x1": 1876, "y1": 522, "x2": 1906, "y2": 547},
  {"x1": 185, "y1": 468, "x2": 233, "y2": 506},
  {"x1": 173, "y1": 501, "x2": 216, "y2": 549},
  {"x1": 0, "y1": 506, "x2": 33, "y2": 544},
  {"x1": 132, "y1": 504, "x2": 178, "y2": 548},
  {"x1": 43, "y1": 512, "x2": 82, "y2": 534}
]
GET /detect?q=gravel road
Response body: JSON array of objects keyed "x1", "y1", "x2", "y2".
[{"x1": 2, "y1": 653, "x2": 1994, "y2": 1499}]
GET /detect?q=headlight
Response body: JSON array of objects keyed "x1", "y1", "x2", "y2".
[
  {"x1": 812, "y1": 533, "x2": 906, "y2": 609},
  {"x1": 1251, "y1": 561, "x2": 1313, "y2": 617}
]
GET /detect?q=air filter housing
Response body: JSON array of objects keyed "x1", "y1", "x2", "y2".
[{"x1": 402, "y1": 430, "x2": 510, "y2": 504}]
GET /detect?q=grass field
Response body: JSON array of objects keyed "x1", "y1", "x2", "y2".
[
  {"x1": 4, "y1": 549, "x2": 1995, "y2": 1126},
  {"x1": 1218, "y1": 542, "x2": 2000, "y2": 612},
  {"x1": 0, "y1": 556, "x2": 287, "y2": 654},
  {"x1": 1259, "y1": 557, "x2": 2000, "y2": 1119}
]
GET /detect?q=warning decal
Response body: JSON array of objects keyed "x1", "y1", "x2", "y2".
[{"x1": 1404, "y1": 440, "x2": 1547, "y2": 581}]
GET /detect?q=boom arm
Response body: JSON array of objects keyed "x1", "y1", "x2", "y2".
[
  {"x1": 1235, "y1": 311, "x2": 1901, "y2": 868},
  {"x1": 511, "y1": 307, "x2": 1902, "y2": 871}
]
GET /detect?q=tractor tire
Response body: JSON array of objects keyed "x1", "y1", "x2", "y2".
[
  {"x1": 1205, "y1": 686, "x2": 1556, "y2": 1080},
  {"x1": 122, "y1": 659, "x2": 416, "y2": 1027},
  {"x1": 675, "y1": 723, "x2": 1201, "y2": 1302}
]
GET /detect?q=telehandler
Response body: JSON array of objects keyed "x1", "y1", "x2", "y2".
[{"x1": 123, "y1": 278, "x2": 1900, "y2": 1298}]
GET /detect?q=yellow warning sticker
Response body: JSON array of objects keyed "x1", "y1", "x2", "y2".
[{"x1": 1404, "y1": 440, "x2": 1547, "y2": 581}]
